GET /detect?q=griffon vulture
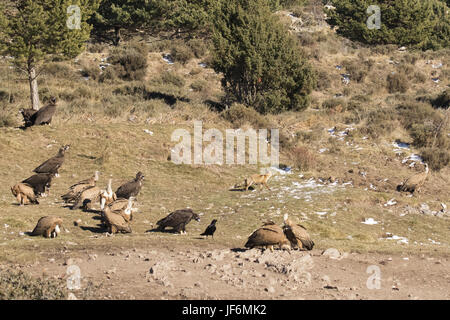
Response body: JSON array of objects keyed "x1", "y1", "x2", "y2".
[
  {"x1": 245, "y1": 220, "x2": 290, "y2": 251},
  {"x1": 71, "y1": 186, "x2": 101, "y2": 210},
  {"x1": 115, "y1": 172, "x2": 144, "y2": 199},
  {"x1": 11, "y1": 183, "x2": 39, "y2": 205},
  {"x1": 201, "y1": 219, "x2": 217, "y2": 238},
  {"x1": 33, "y1": 144, "x2": 70, "y2": 177},
  {"x1": 99, "y1": 179, "x2": 116, "y2": 209},
  {"x1": 61, "y1": 171, "x2": 99, "y2": 203},
  {"x1": 282, "y1": 214, "x2": 314, "y2": 250},
  {"x1": 397, "y1": 163, "x2": 429, "y2": 194},
  {"x1": 31, "y1": 216, "x2": 63, "y2": 238},
  {"x1": 22, "y1": 173, "x2": 54, "y2": 196},
  {"x1": 30, "y1": 97, "x2": 57, "y2": 126},
  {"x1": 156, "y1": 208, "x2": 200, "y2": 234},
  {"x1": 103, "y1": 206, "x2": 132, "y2": 234}
]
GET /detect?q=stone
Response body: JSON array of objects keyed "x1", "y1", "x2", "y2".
[{"x1": 322, "y1": 248, "x2": 341, "y2": 260}]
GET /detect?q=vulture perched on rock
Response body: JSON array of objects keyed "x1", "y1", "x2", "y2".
[
  {"x1": 397, "y1": 163, "x2": 429, "y2": 194},
  {"x1": 11, "y1": 183, "x2": 39, "y2": 205},
  {"x1": 282, "y1": 214, "x2": 314, "y2": 251},
  {"x1": 115, "y1": 172, "x2": 144, "y2": 199},
  {"x1": 103, "y1": 205, "x2": 132, "y2": 234},
  {"x1": 30, "y1": 97, "x2": 57, "y2": 126},
  {"x1": 245, "y1": 220, "x2": 290, "y2": 251},
  {"x1": 19, "y1": 108, "x2": 37, "y2": 128},
  {"x1": 100, "y1": 179, "x2": 116, "y2": 209},
  {"x1": 201, "y1": 219, "x2": 217, "y2": 238},
  {"x1": 156, "y1": 208, "x2": 200, "y2": 234},
  {"x1": 31, "y1": 216, "x2": 63, "y2": 238},
  {"x1": 61, "y1": 171, "x2": 99, "y2": 203},
  {"x1": 22, "y1": 173, "x2": 54, "y2": 196},
  {"x1": 33, "y1": 144, "x2": 70, "y2": 177},
  {"x1": 71, "y1": 186, "x2": 101, "y2": 210}
]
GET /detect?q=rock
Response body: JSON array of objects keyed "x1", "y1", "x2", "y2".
[
  {"x1": 149, "y1": 261, "x2": 174, "y2": 277},
  {"x1": 73, "y1": 219, "x2": 82, "y2": 226},
  {"x1": 420, "y1": 203, "x2": 432, "y2": 216},
  {"x1": 322, "y1": 248, "x2": 341, "y2": 260},
  {"x1": 88, "y1": 254, "x2": 97, "y2": 261}
]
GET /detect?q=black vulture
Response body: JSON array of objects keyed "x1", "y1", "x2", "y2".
[
  {"x1": 115, "y1": 172, "x2": 144, "y2": 199},
  {"x1": 156, "y1": 208, "x2": 200, "y2": 234},
  {"x1": 22, "y1": 173, "x2": 54, "y2": 196},
  {"x1": 33, "y1": 144, "x2": 70, "y2": 176},
  {"x1": 30, "y1": 97, "x2": 57, "y2": 126},
  {"x1": 200, "y1": 219, "x2": 217, "y2": 238}
]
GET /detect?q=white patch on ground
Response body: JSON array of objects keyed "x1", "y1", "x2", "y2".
[
  {"x1": 384, "y1": 198, "x2": 397, "y2": 207},
  {"x1": 361, "y1": 218, "x2": 379, "y2": 225}
]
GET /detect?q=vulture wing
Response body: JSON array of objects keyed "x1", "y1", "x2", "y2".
[
  {"x1": 33, "y1": 156, "x2": 63, "y2": 174},
  {"x1": 283, "y1": 224, "x2": 314, "y2": 250},
  {"x1": 156, "y1": 209, "x2": 193, "y2": 229},
  {"x1": 245, "y1": 224, "x2": 289, "y2": 248},
  {"x1": 103, "y1": 208, "x2": 131, "y2": 233},
  {"x1": 32, "y1": 104, "x2": 56, "y2": 125},
  {"x1": 22, "y1": 173, "x2": 53, "y2": 195}
]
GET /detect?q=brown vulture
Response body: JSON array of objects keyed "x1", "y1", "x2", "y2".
[
  {"x1": 71, "y1": 186, "x2": 101, "y2": 210},
  {"x1": 33, "y1": 144, "x2": 70, "y2": 177},
  {"x1": 19, "y1": 108, "x2": 37, "y2": 128},
  {"x1": 156, "y1": 208, "x2": 200, "y2": 234},
  {"x1": 245, "y1": 220, "x2": 290, "y2": 251},
  {"x1": 22, "y1": 173, "x2": 54, "y2": 196},
  {"x1": 102, "y1": 205, "x2": 132, "y2": 234},
  {"x1": 61, "y1": 171, "x2": 99, "y2": 203},
  {"x1": 282, "y1": 214, "x2": 314, "y2": 251},
  {"x1": 31, "y1": 216, "x2": 63, "y2": 238},
  {"x1": 397, "y1": 163, "x2": 429, "y2": 194},
  {"x1": 115, "y1": 172, "x2": 144, "y2": 199},
  {"x1": 200, "y1": 219, "x2": 217, "y2": 238},
  {"x1": 30, "y1": 97, "x2": 57, "y2": 126},
  {"x1": 11, "y1": 183, "x2": 39, "y2": 205}
]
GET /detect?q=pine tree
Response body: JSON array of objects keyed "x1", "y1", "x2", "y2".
[
  {"x1": 0, "y1": 0, "x2": 100, "y2": 110},
  {"x1": 326, "y1": 0, "x2": 449, "y2": 50},
  {"x1": 211, "y1": 0, "x2": 316, "y2": 114}
]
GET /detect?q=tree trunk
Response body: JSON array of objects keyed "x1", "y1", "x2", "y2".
[{"x1": 29, "y1": 67, "x2": 40, "y2": 110}]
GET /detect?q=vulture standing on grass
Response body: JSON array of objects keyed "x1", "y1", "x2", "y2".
[
  {"x1": 19, "y1": 108, "x2": 37, "y2": 128},
  {"x1": 282, "y1": 214, "x2": 314, "y2": 251},
  {"x1": 245, "y1": 220, "x2": 290, "y2": 251},
  {"x1": 31, "y1": 216, "x2": 63, "y2": 238},
  {"x1": 156, "y1": 208, "x2": 200, "y2": 234},
  {"x1": 22, "y1": 173, "x2": 54, "y2": 196},
  {"x1": 33, "y1": 144, "x2": 70, "y2": 177},
  {"x1": 201, "y1": 219, "x2": 217, "y2": 238},
  {"x1": 30, "y1": 97, "x2": 57, "y2": 126},
  {"x1": 100, "y1": 179, "x2": 117, "y2": 209},
  {"x1": 11, "y1": 183, "x2": 39, "y2": 205},
  {"x1": 115, "y1": 172, "x2": 144, "y2": 199},
  {"x1": 397, "y1": 163, "x2": 429, "y2": 194},
  {"x1": 71, "y1": 185, "x2": 101, "y2": 210},
  {"x1": 102, "y1": 205, "x2": 132, "y2": 234},
  {"x1": 61, "y1": 171, "x2": 99, "y2": 203}
]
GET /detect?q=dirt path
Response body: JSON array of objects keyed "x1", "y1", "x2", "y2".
[{"x1": 17, "y1": 244, "x2": 450, "y2": 300}]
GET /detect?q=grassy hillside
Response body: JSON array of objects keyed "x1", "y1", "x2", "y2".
[{"x1": 0, "y1": 3, "x2": 449, "y2": 268}]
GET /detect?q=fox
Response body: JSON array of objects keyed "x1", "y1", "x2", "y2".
[
  {"x1": 244, "y1": 171, "x2": 273, "y2": 191},
  {"x1": 11, "y1": 183, "x2": 39, "y2": 205}
]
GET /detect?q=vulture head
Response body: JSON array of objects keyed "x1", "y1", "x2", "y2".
[{"x1": 135, "y1": 171, "x2": 145, "y2": 181}]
